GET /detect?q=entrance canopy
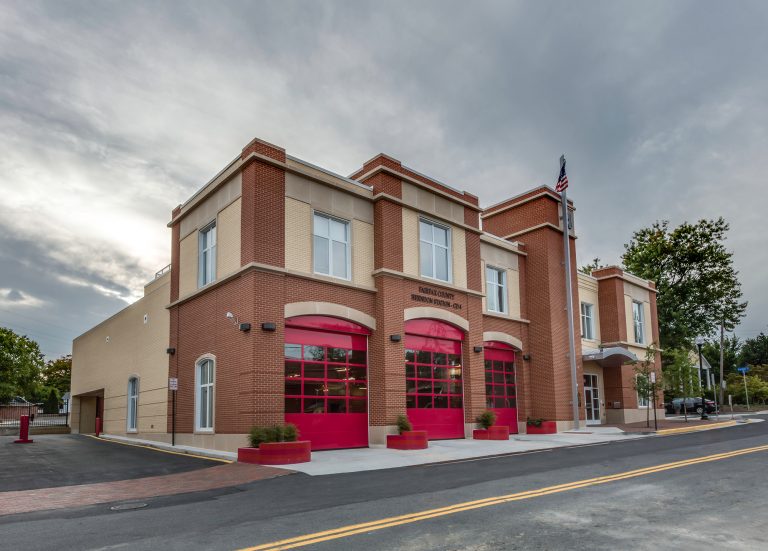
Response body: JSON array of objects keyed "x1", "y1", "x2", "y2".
[{"x1": 582, "y1": 347, "x2": 637, "y2": 368}]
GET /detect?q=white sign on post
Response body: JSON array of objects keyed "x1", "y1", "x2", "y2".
[{"x1": 169, "y1": 377, "x2": 178, "y2": 391}]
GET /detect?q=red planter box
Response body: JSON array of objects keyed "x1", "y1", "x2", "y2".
[
  {"x1": 238, "y1": 441, "x2": 311, "y2": 465},
  {"x1": 473, "y1": 425, "x2": 510, "y2": 440},
  {"x1": 387, "y1": 430, "x2": 428, "y2": 450},
  {"x1": 526, "y1": 421, "x2": 557, "y2": 434}
]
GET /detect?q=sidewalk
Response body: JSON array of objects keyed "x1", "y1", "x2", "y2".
[
  {"x1": 276, "y1": 427, "x2": 646, "y2": 476},
  {"x1": 0, "y1": 462, "x2": 288, "y2": 517}
]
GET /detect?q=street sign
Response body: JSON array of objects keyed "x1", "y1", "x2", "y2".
[
  {"x1": 169, "y1": 377, "x2": 178, "y2": 391},
  {"x1": 737, "y1": 366, "x2": 750, "y2": 374}
]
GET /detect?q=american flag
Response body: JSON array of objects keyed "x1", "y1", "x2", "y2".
[{"x1": 555, "y1": 155, "x2": 568, "y2": 193}]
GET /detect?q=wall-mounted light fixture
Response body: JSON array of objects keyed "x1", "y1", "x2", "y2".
[
  {"x1": 390, "y1": 334, "x2": 402, "y2": 342},
  {"x1": 523, "y1": 354, "x2": 531, "y2": 361},
  {"x1": 261, "y1": 322, "x2": 276, "y2": 332},
  {"x1": 473, "y1": 346, "x2": 483, "y2": 353},
  {"x1": 239, "y1": 323, "x2": 252, "y2": 332},
  {"x1": 166, "y1": 347, "x2": 176, "y2": 355}
]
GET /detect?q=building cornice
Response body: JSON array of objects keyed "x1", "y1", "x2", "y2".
[
  {"x1": 482, "y1": 188, "x2": 575, "y2": 219},
  {"x1": 167, "y1": 262, "x2": 378, "y2": 309},
  {"x1": 358, "y1": 165, "x2": 482, "y2": 212},
  {"x1": 503, "y1": 222, "x2": 578, "y2": 240},
  {"x1": 593, "y1": 273, "x2": 658, "y2": 293},
  {"x1": 479, "y1": 233, "x2": 527, "y2": 256}
]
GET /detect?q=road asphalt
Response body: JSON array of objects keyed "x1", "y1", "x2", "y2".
[{"x1": 2, "y1": 416, "x2": 768, "y2": 550}]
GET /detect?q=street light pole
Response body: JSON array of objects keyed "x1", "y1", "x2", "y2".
[{"x1": 695, "y1": 336, "x2": 708, "y2": 420}]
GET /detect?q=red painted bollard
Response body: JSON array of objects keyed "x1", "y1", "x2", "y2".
[
  {"x1": 14, "y1": 414, "x2": 33, "y2": 444},
  {"x1": 95, "y1": 417, "x2": 102, "y2": 437}
]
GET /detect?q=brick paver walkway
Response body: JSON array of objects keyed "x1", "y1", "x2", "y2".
[{"x1": 0, "y1": 462, "x2": 288, "y2": 516}]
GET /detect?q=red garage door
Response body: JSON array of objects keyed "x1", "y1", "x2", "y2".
[
  {"x1": 405, "y1": 319, "x2": 465, "y2": 440},
  {"x1": 483, "y1": 341, "x2": 518, "y2": 433},
  {"x1": 284, "y1": 316, "x2": 370, "y2": 451}
]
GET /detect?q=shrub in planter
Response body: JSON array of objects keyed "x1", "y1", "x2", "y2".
[
  {"x1": 396, "y1": 414, "x2": 412, "y2": 434},
  {"x1": 388, "y1": 414, "x2": 428, "y2": 450},
  {"x1": 525, "y1": 418, "x2": 556, "y2": 434},
  {"x1": 526, "y1": 417, "x2": 543, "y2": 428},
  {"x1": 240, "y1": 423, "x2": 309, "y2": 465},
  {"x1": 476, "y1": 410, "x2": 496, "y2": 430}
]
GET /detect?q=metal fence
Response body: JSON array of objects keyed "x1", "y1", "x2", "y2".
[{"x1": 0, "y1": 400, "x2": 69, "y2": 428}]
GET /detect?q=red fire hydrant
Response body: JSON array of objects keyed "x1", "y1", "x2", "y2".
[{"x1": 14, "y1": 414, "x2": 33, "y2": 444}]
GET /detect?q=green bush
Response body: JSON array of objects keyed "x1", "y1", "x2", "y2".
[
  {"x1": 396, "y1": 414, "x2": 412, "y2": 434},
  {"x1": 476, "y1": 410, "x2": 496, "y2": 430},
  {"x1": 526, "y1": 417, "x2": 543, "y2": 427},
  {"x1": 248, "y1": 423, "x2": 299, "y2": 447}
]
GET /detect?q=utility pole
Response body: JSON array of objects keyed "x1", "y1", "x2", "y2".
[{"x1": 719, "y1": 322, "x2": 725, "y2": 405}]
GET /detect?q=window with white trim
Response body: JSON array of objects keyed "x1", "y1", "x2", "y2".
[
  {"x1": 632, "y1": 301, "x2": 645, "y2": 344},
  {"x1": 485, "y1": 266, "x2": 508, "y2": 314},
  {"x1": 127, "y1": 377, "x2": 138, "y2": 431},
  {"x1": 636, "y1": 374, "x2": 650, "y2": 408},
  {"x1": 198, "y1": 222, "x2": 217, "y2": 287},
  {"x1": 419, "y1": 218, "x2": 451, "y2": 282},
  {"x1": 581, "y1": 302, "x2": 595, "y2": 340},
  {"x1": 196, "y1": 359, "x2": 215, "y2": 431},
  {"x1": 313, "y1": 212, "x2": 350, "y2": 280}
]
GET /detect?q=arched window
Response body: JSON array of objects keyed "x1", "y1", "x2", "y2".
[
  {"x1": 127, "y1": 377, "x2": 139, "y2": 432},
  {"x1": 196, "y1": 358, "x2": 215, "y2": 431}
]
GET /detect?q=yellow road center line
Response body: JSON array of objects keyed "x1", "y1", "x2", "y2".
[
  {"x1": 84, "y1": 434, "x2": 232, "y2": 463},
  {"x1": 657, "y1": 421, "x2": 737, "y2": 435},
  {"x1": 240, "y1": 443, "x2": 768, "y2": 551}
]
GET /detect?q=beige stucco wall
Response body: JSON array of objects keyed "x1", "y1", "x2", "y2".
[
  {"x1": 217, "y1": 197, "x2": 242, "y2": 278},
  {"x1": 578, "y1": 273, "x2": 601, "y2": 346},
  {"x1": 402, "y1": 208, "x2": 420, "y2": 276},
  {"x1": 480, "y1": 240, "x2": 522, "y2": 319},
  {"x1": 285, "y1": 174, "x2": 375, "y2": 285},
  {"x1": 71, "y1": 273, "x2": 170, "y2": 436},
  {"x1": 403, "y1": 207, "x2": 468, "y2": 289},
  {"x1": 179, "y1": 172, "x2": 242, "y2": 237},
  {"x1": 285, "y1": 197, "x2": 312, "y2": 273},
  {"x1": 179, "y1": 232, "x2": 197, "y2": 297},
  {"x1": 352, "y1": 219, "x2": 375, "y2": 286},
  {"x1": 401, "y1": 181, "x2": 465, "y2": 225},
  {"x1": 452, "y1": 226, "x2": 467, "y2": 288}
]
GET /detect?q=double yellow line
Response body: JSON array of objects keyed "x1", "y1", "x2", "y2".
[
  {"x1": 240, "y1": 443, "x2": 768, "y2": 551},
  {"x1": 657, "y1": 420, "x2": 737, "y2": 435}
]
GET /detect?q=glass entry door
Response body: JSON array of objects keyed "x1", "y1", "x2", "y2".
[{"x1": 584, "y1": 374, "x2": 601, "y2": 425}]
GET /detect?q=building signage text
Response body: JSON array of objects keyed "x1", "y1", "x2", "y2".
[{"x1": 411, "y1": 286, "x2": 462, "y2": 310}]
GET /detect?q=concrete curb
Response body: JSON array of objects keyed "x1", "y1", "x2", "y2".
[{"x1": 95, "y1": 433, "x2": 237, "y2": 462}]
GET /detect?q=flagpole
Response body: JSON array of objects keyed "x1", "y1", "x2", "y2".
[{"x1": 559, "y1": 155, "x2": 581, "y2": 431}]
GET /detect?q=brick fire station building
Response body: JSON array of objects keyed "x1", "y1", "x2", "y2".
[{"x1": 71, "y1": 137, "x2": 663, "y2": 453}]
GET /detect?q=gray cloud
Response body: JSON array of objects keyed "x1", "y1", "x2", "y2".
[{"x1": 1, "y1": 0, "x2": 766, "y2": 358}]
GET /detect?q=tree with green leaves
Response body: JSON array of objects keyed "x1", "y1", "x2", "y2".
[
  {"x1": 702, "y1": 335, "x2": 741, "y2": 377},
  {"x1": 663, "y1": 348, "x2": 700, "y2": 421},
  {"x1": 632, "y1": 345, "x2": 660, "y2": 427},
  {"x1": 622, "y1": 218, "x2": 747, "y2": 352},
  {"x1": 0, "y1": 327, "x2": 45, "y2": 403},
  {"x1": 740, "y1": 333, "x2": 768, "y2": 366},
  {"x1": 41, "y1": 355, "x2": 71, "y2": 397},
  {"x1": 579, "y1": 257, "x2": 605, "y2": 275}
]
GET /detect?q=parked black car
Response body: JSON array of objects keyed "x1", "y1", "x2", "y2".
[{"x1": 664, "y1": 397, "x2": 716, "y2": 415}]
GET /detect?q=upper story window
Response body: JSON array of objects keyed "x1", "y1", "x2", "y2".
[
  {"x1": 419, "y1": 218, "x2": 451, "y2": 282},
  {"x1": 581, "y1": 302, "x2": 595, "y2": 340},
  {"x1": 485, "y1": 266, "x2": 508, "y2": 314},
  {"x1": 632, "y1": 301, "x2": 645, "y2": 344},
  {"x1": 127, "y1": 377, "x2": 138, "y2": 431},
  {"x1": 313, "y1": 212, "x2": 350, "y2": 280},
  {"x1": 198, "y1": 222, "x2": 217, "y2": 287},
  {"x1": 196, "y1": 358, "x2": 215, "y2": 431}
]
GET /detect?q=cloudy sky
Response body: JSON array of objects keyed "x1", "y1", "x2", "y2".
[{"x1": 1, "y1": 0, "x2": 766, "y2": 359}]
